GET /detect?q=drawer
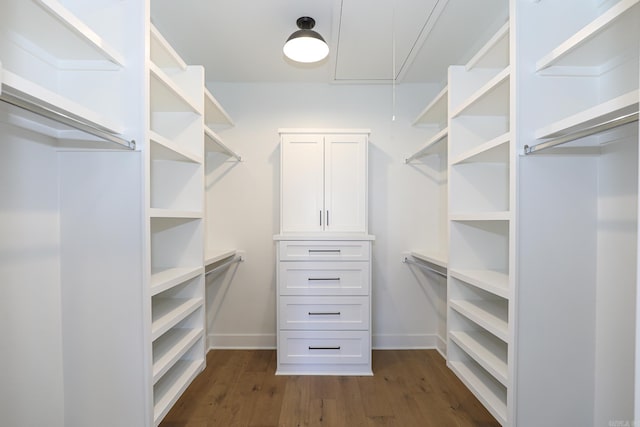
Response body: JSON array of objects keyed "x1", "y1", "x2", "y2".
[
  {"x1": 278, "y1": 261, "x2": 369, "y2": 295},
  {"x1": 278, "y1": 330, "x2": 370, "y2": 366},
  {"x1": 279, "y1": 296, "x2": 369, "y2": 330},
  {"x1": 278, "y1": 241, "x2": 370, "y2": 261}
]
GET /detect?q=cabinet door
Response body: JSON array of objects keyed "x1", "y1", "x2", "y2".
[
  {"x1": 324, "y1": 134, "x2": 367, "y2": 233},
  {"x1": 281, "y1": 134, "x2": 324, "y2": 233}
]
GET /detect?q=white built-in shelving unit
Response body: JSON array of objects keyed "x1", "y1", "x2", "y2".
[
  {"x1": 147, "y1": 24, "x2": 208, "y2": 426},
  {"x1": 515, "y1": 1, "x2": 639, "y2": 426},
  {"x1": 446, "y1": 20, "x2": 513, "y2": 426}
]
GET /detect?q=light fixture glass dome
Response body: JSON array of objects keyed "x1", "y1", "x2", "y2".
[{"x1": 283, "y1": 17, "x2": 329, "y2": 63}]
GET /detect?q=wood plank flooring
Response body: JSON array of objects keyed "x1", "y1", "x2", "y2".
[{"x1": 160, "y1": 350, "x2": 500, "y2": 427}]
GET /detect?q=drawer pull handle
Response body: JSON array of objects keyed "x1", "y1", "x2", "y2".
[
  {"x1": 308, "y1": 312, "x2": 341, "y2": 316},
  {"x1": 309, "y1": 346, "x2": 341, "y2": 350},
  {"x1": 308, "y1": 249, "x2": 341, "y2": 253},
  {"x1": 308, "y1": 277, "x2": 340, "y2": 281}
]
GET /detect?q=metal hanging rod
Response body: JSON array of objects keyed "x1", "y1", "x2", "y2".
[
  {"x1": 402, "y1": 256, "x2": 447, "y2": 278},
  {"x1": 524, "y1": 111, "x2": 638, "y2": 155},
  {"x1": 0, "y1": 88, "x2": 135, "y2": 150},
  {"x1": 205, "y1": 254, "x2": 243, "y2": 277}
]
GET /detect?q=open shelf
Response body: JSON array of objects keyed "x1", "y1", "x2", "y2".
[
  {"x1": 413, "y1": 86, "x2": 448, "y2": 126},
  {"x1": 411, "y1": 251, "x2": 448, "y2": 269},
  {"x1": 449, "y1": 299, "x2": 508, "y2": 342},
  {"x1": 448, "y1": 359, "x2": 507, "y2": 425},
  {"x1": 148, "y1": 209, "x2": 203, "y2": 219},
  {"x1": 150, "y1": 266, "x2": 204, "y2": 296},
  {"x1": 450, "y1": 269, "x2": 509, "y2": 299},
  {"x1": 150, "y1": 24, "x2": 187, "y2": 71},
  {"x1": 466, "y1": 21, "x2": 510, "y2": 71},
  {"x1": 150, "y1": 131, "x2": 203, "y2": 164},
  {"x1": 151, "y1": 297, "x2": 203, "y2": 341},
  {"x1": 152, "y1": 327, "x2": 204, "y2": 384},
  {"x1": 1, "y1": 68, "x2": 123, "y2": 135},
  {"x1": 451, "y1": 133, "x2": 510, "y2": 165},
  {"x1": 204, "y1": 126, "x2": 241, "y2": 160},
  {"x1": 536, "y1": 0, "x2": 640, "y2": 75},
  {"x1": 535, "y1": 90, "x2": 638, "y2": 140},
  {"x1": 2, "y1": 0, "x2": 125, "y2": 67},
  {"x1": 204, "y1": 88, "x2": 233, "y2": 126},
  {"x1": 450, "y1": 212, "x2": 511, "y2": 222},
  {"x1": 450, "y1": 330, "x2": 508, "y2": 386},
  {"x1": 205, "y1": 249, "x2": 237, "y2": 267},
  {"x1": 405, "y1": 128, "x2": 448, "y2": 163},
  {"x1": 451, "y1": 67, "x2": 510, "y2": 118},
  {"x1": 153, "y1": 358, "x2": 205, "y2": 426},
  {"x1": 150, "y1": 63, "x2": 202, "y2": 114}
]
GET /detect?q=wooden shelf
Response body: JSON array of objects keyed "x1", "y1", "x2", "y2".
[
  {"x1": 413, "y1": 86, "x2": 448, "y2": 126},
  {"x1": 153, "y1": 358, "x2": 205, "y2": 426},
  {"x1": 204, "y1": 88, "x2": 233, "y2": 126},
  {"x1": 1, "y1": 68, "x2": 123, "y2": 135},
  {"x1": 450, "y1": 67, "x2": 510, "y2": 118},
  {"x1": 451, "y1": 133, "x2": 510, "y2": 165},
  {"x1": 150, "y1": 24, "x2": 188, "y2": 71},
  {"x1": 205, "y1": 249, "x2": 237, "y2": 267},
  {"x1": 535, "y1": 90, "x2": 639, "y2": 141},
  {"x1": 204, "y1": 126, "x2": 241, "y2": 160},
  {"x1": 536, "y1": 0, "x2": 640, "y2": 75},
  {"x1": 450, "y1": 330, "x2": 508, "y2": 386},
  {"x1": 151, "y1": 297, "x2": 203, "y2": 341},
  {"x1": 148, "y1": 209, "x2": 203, "y2": 219},
  {"x1": 411, "y1": 251, "x2": 448, "y2": 269},
  {"x1": 152, "y1": 328, "x2": 204, "y2": 384},
  {"x1": 450, "y1": 212, "x2": 511, "y2": 222},
  {"x1": 449, "y1": 299, "x2": 508, "y2": 342},
  {"x1": 466, "y1": 21, "x2": 510, "y2": 71},
  {"x1": 448, "y1": 360, "x2": 507, "y2": 425},
  {"x1": 149, "y1": 63, "x2": 202, "y2": 114},
  {"x1": 4, "y1": 0, "x2": 124, "y2": 68},
  {"x1": 405, "y1": 128, "x2": 448, "y2": 163},
  {"x1": 150, "y1": 267, "x2": 204, "y2": 296},
  {"x1": 150, "y1": 131, "x2": 203, "y2": 164},
  {"x1": 450, "y1": 269, "x2": 509, "y2": 299}
]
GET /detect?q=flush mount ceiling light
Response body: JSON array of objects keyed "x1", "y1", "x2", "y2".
[{"x1": 283, "y1": 16, "x2": 329, "y2": 63}]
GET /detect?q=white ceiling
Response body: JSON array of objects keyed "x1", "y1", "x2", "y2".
[{"x1": 150, "y1": 0, "x2": 508, "y2": 85}]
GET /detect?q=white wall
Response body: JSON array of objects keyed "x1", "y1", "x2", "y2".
[
  {"x1": 204, "y1": 82, "x2": 448, "y2": 349},
  {"x1": 0, "y1": 120, "x2": 65, "y2": 427}
]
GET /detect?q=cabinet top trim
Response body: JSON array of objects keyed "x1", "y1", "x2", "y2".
[
  {"x1": 278, "y1": 128, "x2": 371, "y2": 134},
  {"x1": 273, "y1": 234, "x2": 375, "y2": 241}
]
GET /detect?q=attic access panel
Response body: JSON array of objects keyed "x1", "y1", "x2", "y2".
[{"x1": 332, "y1": 0, "x2": 442, "y2": 82}]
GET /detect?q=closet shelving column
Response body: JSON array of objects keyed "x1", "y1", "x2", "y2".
[
  {"x1": 406, "y1": 85, "x2": 449, "y2": 271},
  {"x1": 446, "y1": 21, "x2": 512, "y2": 426},
  {"x1": 203, "y1": 86, "x2": 241, "y2": 268},
  {"x1": 148, "y1": 24, "x2": 206, "y2": 426},
  {"x1": 515, "y1": 0, "x2": 639, "y2": 425}
]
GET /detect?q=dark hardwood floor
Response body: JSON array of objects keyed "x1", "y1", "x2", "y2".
[{"x1": 160, "y1": 350, "x2": 500, "y2": 427}]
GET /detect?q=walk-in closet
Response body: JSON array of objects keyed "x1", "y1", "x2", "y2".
[{"x1": 1, "y1": 1, "x2": 638, "y2": 426}]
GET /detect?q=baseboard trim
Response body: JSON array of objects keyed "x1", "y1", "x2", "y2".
[
  {"x1": 208, "y1": 333, "x2": 276, "y2": 350},
  {"x1": 372, "y1": 333, "x2": 443, "y2": 350}
]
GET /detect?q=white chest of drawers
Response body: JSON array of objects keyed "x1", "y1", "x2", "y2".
[{"x1": 275, "y1": 238, "x2": 373, "y2": 375}]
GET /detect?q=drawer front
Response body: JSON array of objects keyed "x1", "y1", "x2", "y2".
[
  {"x1": 279, "y1": 261, "x2": 369, "y2": 295},
  {"x1": 278, "y1": 330, "x2": 370, "y2": 365},
  {"x1": 278, "y1": 241, "x2": 370, "y2": 261},
  {"x1": 279, "y1": 296, "x2": 369, "y2": 330}
]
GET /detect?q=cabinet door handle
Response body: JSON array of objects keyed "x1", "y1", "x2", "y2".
[
  {"x1": 308, "y1": 312, "x2": 341, "y2": 316},
  {"x1": 326, "y1": 210, "x2": 329, "y2": 226},
  {"x1": 319, "y1": 210, "x2": 322, "y2": 226},
  {"x1": 308, "y1": 346, "x2": 341, "y2": 350},
  {"x1": 308, "y1": 249, "x2": 341, "y2": 253},
  {"x1": 308, "y1": 277, "x2": 340, "y2": 281}
]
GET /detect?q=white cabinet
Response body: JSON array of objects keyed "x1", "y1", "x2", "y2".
[
  {"x1": 279, "y1": 130, "x2": 369, "y2": 234},
  {"x1": 275, "y1": 239, "x2": 373, "y2": 375}
]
